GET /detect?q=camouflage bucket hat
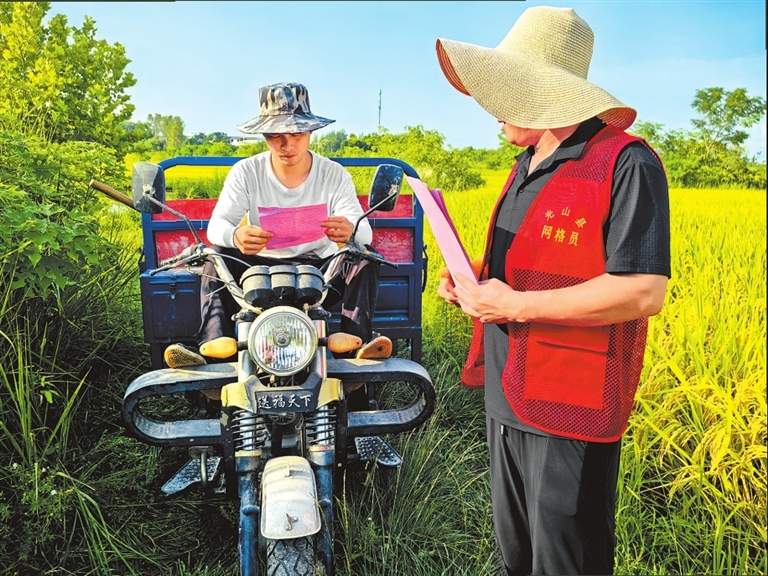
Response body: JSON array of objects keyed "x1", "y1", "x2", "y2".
[{"x1": 237, "y1": 82, "x2": 335, "y2": 134}]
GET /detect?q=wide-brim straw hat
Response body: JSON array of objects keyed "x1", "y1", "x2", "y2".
[
  {"x1": 436, "y1": 6, "x2": 636, "y2": 130},
  {"x1": 238, "y1": 82, "x2": 335, "y2": 134}
]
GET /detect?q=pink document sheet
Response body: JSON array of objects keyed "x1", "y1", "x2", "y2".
[
  {"x1": 406, "y1": 176, "x2": 478, "y2": 285},
  {"x1": 257, "y1": 203, "x2": 328, "y2": 249}
]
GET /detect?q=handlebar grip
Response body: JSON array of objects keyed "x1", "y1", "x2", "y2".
[
  {"x1": 158, "y1": 254, "x2": 184, "y2": 268},
  {"x1": 155, "y1": 244, "x2": 205, "y2": 271},
  {"x1": 159, "y1": 247, "x2": 199, "y2": 268},
  {"x1": 364, "y1": 248, "x2": 398, "y2": 268},
  {"x1": 89, "y1": 179, "x2": 134, "y2": 209}
]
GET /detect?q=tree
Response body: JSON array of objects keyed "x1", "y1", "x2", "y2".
[
  {"x1": 145, "y1": 113, "x2": 185, "y2": 150},
  {"x1": 461, "y1": 130, "x2": 523, "y2": 170},
  {"x1": 691, "y1": 87, "x2": 766, "y2": 149},
  {"x1": 206, "y1": 131, "x2": 228, "y2": 144},
  {"x1": 234, "y1": 141, "x2": 269, "y2": 157},
  {"x1": 330, "y1": 126, "x2": 485, "y2": 192},
  {"x1": 188, "y1": 132, "x2": 207, "y2": 145},
  {"x1": 311, "y1": 130, "x2": 348, "y2": 155},
  {"x1": 162, "y1": 116, "x2": 185, "y2": 151},
  {"x1": 0, "y1": 2, "x2": 136, "y2": 149},
  {"x1": 631, "y1": 87, "x2": 766, "y2": 189},
  {"x1": 207, "y1": 141, "x2": 234, "y2": 156}
]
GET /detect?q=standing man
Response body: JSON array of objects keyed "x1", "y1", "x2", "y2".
[
  {"x1": 435, "y1": 7, "x2": 670, "y2": 575},
  {"x1": 164, "y1": 82, "x2": 391, "y2": 369}
]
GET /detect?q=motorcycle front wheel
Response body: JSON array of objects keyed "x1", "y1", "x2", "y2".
[{"x1": 266, "y1": 536, "x2": 323, "y2": 576}]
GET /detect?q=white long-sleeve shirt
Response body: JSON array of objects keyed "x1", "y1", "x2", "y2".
[{"x1": 207, "y1": 151, "x2": 372, "y2": 259}]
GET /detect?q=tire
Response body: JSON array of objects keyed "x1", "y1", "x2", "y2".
[{"x1": 265, "y1": 536, "x2": 322, "y2": 576}]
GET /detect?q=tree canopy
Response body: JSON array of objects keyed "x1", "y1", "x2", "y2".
[
  {"x1": 691, "y1": 87, "x2": 766, "y2": 148},
  {"x1": 632, "y1": 87, "x2": 766, "y2": 189},
  {"x1": 0, "y1": 2, "x2": 136, "y2": 149}
]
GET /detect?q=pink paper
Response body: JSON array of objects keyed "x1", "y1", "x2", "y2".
[
  {"x1": 406, "y1": 176, "x2": 478, "y2": 285},
  {"x1": 257, "y1": 203, "x2": 328, "y2": 249}
]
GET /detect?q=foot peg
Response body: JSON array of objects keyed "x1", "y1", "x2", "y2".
[
  {"x1": 161, "y1": 447, "x2": 222, "y2": 495},
  {"x1": 354, "y1": 436, "x2": 402, "y2": 468}
]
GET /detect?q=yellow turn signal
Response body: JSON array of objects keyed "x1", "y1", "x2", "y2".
[
  {"x1": 199, "y1": 337, "x2": 239, "y2": 359},
  {"x1": 326, "y1": 332, "x2": 363, "y2": 354}
]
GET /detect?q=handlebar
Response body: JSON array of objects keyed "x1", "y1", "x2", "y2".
[
  {"x1": 327, "y1": 240, "x2": 398, "y2": 271},
  {"x1": 360, "y1": 246, "x2": 398, "y2": 268},
  {"x1": 148, "y1": 239, "x2": 396, "y2": 317},
  {"x1": 157, "y1": 244, "x2": 205, "y2": 270}
]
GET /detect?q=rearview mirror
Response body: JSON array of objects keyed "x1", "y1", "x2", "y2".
[
  {"x1": 368, "y1": 164, "x2": 403, "y2": 213},
  {"x1": 131, "y1": 162, "x2": 166, "y2": 214}
]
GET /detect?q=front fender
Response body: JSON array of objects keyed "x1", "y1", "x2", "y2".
[{"x1": 260, "y1": 456, "x2": 322, "y2": 539}]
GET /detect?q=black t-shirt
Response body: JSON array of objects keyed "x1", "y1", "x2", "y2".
[{"x1": 484, "y1": 118, "x2": 671, "y2": 434}]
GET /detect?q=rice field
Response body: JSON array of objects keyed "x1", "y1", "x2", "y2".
[{"x1": 412, "y1": 171, "x2": 767, "y2": 575}]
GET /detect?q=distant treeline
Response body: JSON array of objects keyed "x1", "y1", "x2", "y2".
[
  {"x1": 126, "y1": 87, "x2": 767, "y2": 191},
  {"x1": 125, "y1": 124, "x2": 520, "y2": 192}
]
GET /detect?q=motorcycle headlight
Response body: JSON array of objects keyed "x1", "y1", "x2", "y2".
[{"x1": 248, "y1": 307, "x2": 317, "y2": 377}]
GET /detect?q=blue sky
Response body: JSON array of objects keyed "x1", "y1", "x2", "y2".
[{"x1": 54, "y1": 1, "x2": 766, "y2": 158}]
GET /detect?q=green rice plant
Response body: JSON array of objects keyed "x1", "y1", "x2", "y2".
[
  {"x1": 166, "y1": 171, "x2": 229, "y2": 200},
  {"x1": 616, "y1": 189, "x2": 767, "y2": 575}
]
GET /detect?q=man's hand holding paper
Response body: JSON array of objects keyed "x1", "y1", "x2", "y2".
[
  {"x1": 234, "y1": 225, "x2": 274, "y2": 255},
  {"x1": 320, "y1": 215, "x2": 355, "y2": 243},
  {"x1": 452, "y1": 275, "x2": 524, "y2": 325}
]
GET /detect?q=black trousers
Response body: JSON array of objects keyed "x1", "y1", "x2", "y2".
[
  {"x1": 197, "y1": 245, "x2": 380, "y2": 348},
  {"x1": 487, "y1": 414, "x2": 621, "y2": 575}
]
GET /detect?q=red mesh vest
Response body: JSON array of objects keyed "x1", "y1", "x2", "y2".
[{"x1": 462, "y1": 126, "x2": 652, "y2": 442}]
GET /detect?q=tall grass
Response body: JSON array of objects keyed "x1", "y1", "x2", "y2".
[
  {"x1": 0, "y1": 204, "x2": 154, "y2": 572},
  {"x1": 336, "y1": 367, "x2": 499, "y2": 575}
]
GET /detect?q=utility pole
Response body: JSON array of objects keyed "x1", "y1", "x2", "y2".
[{"x1": 378, "y1": 89, "x2": 382, "y2": 132}]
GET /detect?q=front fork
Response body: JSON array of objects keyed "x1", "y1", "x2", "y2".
[
  {"x1": 237, "y1": 451, "x2": 262, "y2": 576},
  {"x1": 232, "y1": 315, "x2": 263, "y2": 576},
  {"x1": 309, "y1": 433, "x2": 335, "y2": 575},
  {"x1": 306, "y1": 316, "x2": 336, "y2": 575}
]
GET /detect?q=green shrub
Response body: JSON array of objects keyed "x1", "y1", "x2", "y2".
[{"x1": 0, "y1": 131, "x2": 126, "y2": 299}]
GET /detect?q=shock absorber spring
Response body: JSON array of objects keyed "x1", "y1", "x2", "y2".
[
  {"x1": 232, "y1": 409, "x2": 269, "y2": 452},
  {"x1": 305, "y1": 405, "x2": 336, "y2": 446}
]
